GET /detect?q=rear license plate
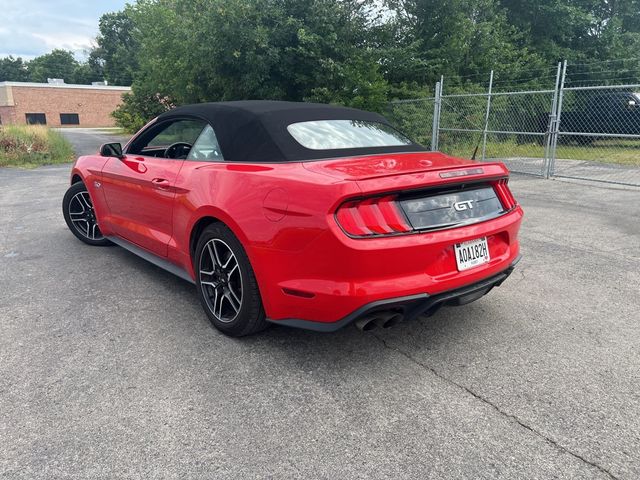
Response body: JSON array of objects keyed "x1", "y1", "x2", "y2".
[{"x1": 454, "y1": 237, "x2": 490, "y2": 271}]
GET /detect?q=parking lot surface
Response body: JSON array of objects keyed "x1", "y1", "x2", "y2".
[
  {"x1": 1, "y1": 134, "x2": 639, "y2": 479},
  {"x1": 53, "y1": 128, "x2": 131, "y2": 157}
]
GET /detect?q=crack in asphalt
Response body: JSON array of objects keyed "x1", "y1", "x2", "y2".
[{"x1": 373, "y1": 333, "x2": 620, "y2": 480}]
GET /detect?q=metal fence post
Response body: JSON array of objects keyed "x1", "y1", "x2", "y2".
[
  {"x1": 481, "y1": 70, "x2": 494, "y2": 161},
  {"x1": 548, "y1": 60, "x2": 567, "y2": 177},
  {"x1": 543, "y1": 63, "x2": 562, "y2": 178},
  {"x1": 431, "y1": 81, "x2": 441, "y2": 151},
  {"x1": 436, "y1": 75, "x2": 444, "y2": 151},
  {"x1": 386, "y1": 69, "x2": 640, "y2": 187}
]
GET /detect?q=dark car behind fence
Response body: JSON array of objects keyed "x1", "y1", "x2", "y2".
[{"x1": 387, "y1": 62, "x2": 640, "y2": 187}]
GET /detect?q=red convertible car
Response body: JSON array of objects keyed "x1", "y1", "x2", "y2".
[{"x1": 63, "y1": 101, "x2": 522, "y2": 336}]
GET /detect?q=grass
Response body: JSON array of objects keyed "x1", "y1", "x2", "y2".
[
  {"x1": 441, "y1": 138, "x2": 640, "y2": 167},
  {"x1": 0, "y1": 125, "x2": 75, "y2": 168},
  {"x1": 387, "y1": 107, "x2": 640, "y2": 167}
]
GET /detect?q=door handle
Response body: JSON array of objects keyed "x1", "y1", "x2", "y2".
[{"x1": 151, "y1": 178, "x2": 170, "y2": 189}]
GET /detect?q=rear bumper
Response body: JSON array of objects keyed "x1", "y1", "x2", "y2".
[
  {"x1": 267, "y1": 255, "x2": 521, "y2": 332},
  {"x1": 259, "y1": 205, "x2": 522, "y2": 325}
]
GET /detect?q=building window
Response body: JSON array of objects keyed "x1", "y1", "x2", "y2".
[
  {"x1": 60, "y1": 113, "x2": 80, "y2": 125},
  {"x1": 26, "y1": 113, "x2": 47, "y2": 125}
]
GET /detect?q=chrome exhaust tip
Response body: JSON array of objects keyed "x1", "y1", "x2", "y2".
[
  {"x1": 355, "y1": 315, "x2": 378, "y2": 331},
  {"x1": 355, "y1": 312, "x2": 404, "y2": 331},
  {"x1": 374, "y1": 312, "x2": 403, "y2": 329}
]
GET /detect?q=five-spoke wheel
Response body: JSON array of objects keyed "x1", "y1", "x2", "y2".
[
  {"x1": 195, "y1": 223, "x2": 268, "y2": 336},
  {"x1": 63, "y1": 182, "x2": 267, "y2": 336},
  {"x1": 69, "y1": 191, "x2": 102, "y2": 240},
  {"x1": 199, "y1": 239, "x2": 243, "y2": 323},
  {"x1": 62, "y1": 182, "x2": 112, "y2": 246}
]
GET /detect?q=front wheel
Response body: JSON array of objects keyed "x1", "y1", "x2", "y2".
[
  {"x1": 62, "y1": 182, "x2": 112, "y2": 246},
  {"x1": 195, "y1": 223, "x2": 268, "y2": 336}
]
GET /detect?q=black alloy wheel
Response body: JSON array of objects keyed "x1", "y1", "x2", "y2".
[
  {"x1": 195, "y1": 223, "x2": 268, "y2": 336},
  {"x1": 62, "y1": 182, "x2": 112, "y2": 246}
]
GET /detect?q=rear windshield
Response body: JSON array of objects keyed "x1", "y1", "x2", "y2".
[{"x1": 287, "y1": 120, "x2": 413, "y2": 150}]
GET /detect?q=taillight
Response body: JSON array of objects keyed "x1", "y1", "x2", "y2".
[
  {"x1": 495, "y1": 178, "x2": 517, "y2": 210},
  {"x1": 335, "y1": 195, "x2": 412, "y2": 237}
]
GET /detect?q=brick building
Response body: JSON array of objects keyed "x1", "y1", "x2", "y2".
[{"x1": 0, "y1": 81, "x2": 131, "y2": 127}]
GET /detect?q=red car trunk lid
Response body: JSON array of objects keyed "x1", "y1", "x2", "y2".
[
  {"x1": 303, "y1": 152, "x2": 510, "y2": 194},
  {"x1": 302, "y1": 151, "x2": 478, "y2": 181}
]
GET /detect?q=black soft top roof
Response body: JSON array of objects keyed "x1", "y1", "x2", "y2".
[{"x1": 155, "y1": 100, "x2": 424, "y2": 162}]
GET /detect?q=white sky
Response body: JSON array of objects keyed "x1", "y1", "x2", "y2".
[{"x1": 0, "y1": 0, "x2": 129, "y2": 59}]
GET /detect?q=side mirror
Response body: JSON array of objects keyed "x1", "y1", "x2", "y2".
[{"x1": 100, "y1": 142, "x2": 124, "y2": 158}]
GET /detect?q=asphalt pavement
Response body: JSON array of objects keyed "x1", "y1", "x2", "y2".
[
  {"x1": 53, "y1": 128, "x2": 132, "y2": 156},
  {"x1": 1, "y1": 130, "x2": 639, "y2": 479}
]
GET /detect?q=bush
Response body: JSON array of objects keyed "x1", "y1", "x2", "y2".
[
  {"x1": 0, "y1": 125, "x2": 75, "y2": 167},
  {"x1": 112, "y1": 90, "x2": 173, "y2": 133}
]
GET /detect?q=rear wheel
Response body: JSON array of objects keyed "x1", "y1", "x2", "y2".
[
  {"x1": 195, "y1": 223, "x2": 268, "y2": 336},
  {"x1": 62, "y1": 182, "x2": 112, "y2": 246}
]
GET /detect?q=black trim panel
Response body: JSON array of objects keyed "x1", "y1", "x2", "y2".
[
  {"x1": 399, "y1": 185, "x2": 505, "y2": 231},
  {"x1": 106, "y1": 236, "x2": 195, "y2": 284}
]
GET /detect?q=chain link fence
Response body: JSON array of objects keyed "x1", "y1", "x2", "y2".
[
  {"x1": 387, "y1": 62, "x2": 640, "y2": 187},
  {"x1": 387, "y1": 97, "x2": 435, "y2": 148},
  {"x1": 552, "y1": 85, "x2": 640, "y2": 185}
]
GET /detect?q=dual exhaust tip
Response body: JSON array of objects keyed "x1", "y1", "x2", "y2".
[{"x1": 355, "y1": 311, "x2": 403, "y2": 332}]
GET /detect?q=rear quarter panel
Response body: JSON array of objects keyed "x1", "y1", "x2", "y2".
[{"x1": 169, "y1": 161, "x2": 361, "y2": 315}]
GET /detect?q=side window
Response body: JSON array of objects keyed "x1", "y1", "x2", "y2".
[
  {"x1": 186, "y1": 125, "x2": 224, "y2": 161},
  {"x1": 147, "y1": 120, "x2": 205, "y2": 148},
  {"x1": 128, "y1": 119, "x2": 206, "y2": 159}
]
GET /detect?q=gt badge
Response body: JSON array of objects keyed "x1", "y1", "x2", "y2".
[{"x1": 453, "y1": 200, "x2": 474, "y2": 211}]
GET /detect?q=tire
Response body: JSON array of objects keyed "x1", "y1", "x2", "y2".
[
  {"x1": 62, "y1": 182, "x2": 112, "y2": 246},
  {"x1": 194, "y1": 223, "x2": 268, "y2": 336}
]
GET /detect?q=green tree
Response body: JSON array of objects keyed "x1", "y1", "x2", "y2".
[
  {"x1": 92, "y1": 8, "x2": 140, "y2": 86},
  {"x1": 107, "y1": 0, "x2": 640, "y2": 130},
  {"x1": 70, "y1": 57, "x2": 105, "y2": 84},
  {"x1": 113, "y1": 0, "x2": 389, "y2": 130},
  {"x1": 112, "y1": 82, "x2": 176, "y2": 132},
  {"x1": 496, "y1": 0, "x2": 640, "y2": 85},
  {"x1": 0, "y1": 56, "x2": 30, "y2": 82},
  {"x1": 384, "y1": 0, "x2": 547, "y2": 91},
  {"x1": 499, "y1": 0, "x2": 640, "y2": 60},
  {"x1": 28, "y1": 49, "x2": 79, "y2": 83}
]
